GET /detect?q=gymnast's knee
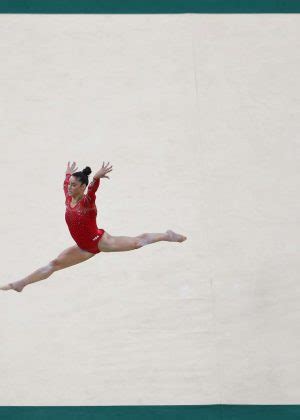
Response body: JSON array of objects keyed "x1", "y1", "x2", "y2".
[
  {"x1": 136, "y1": 233, "x2": 148, "y2": 248},
  {"x1": 32, "y1": 262, "x2": 56, "y2": 281},
  {"x1": 47, "y1": 260, "x2": 61, "y2": 274}
]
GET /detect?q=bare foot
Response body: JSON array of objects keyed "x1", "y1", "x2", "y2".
[
  {"x1": 166, "y1": 230, "x2": 187, "y2": 243},
  {"x1": 0, "y1": 282, "x2": 24, "y2": 292}
]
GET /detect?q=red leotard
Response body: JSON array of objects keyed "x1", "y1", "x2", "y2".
[{"x1": 63, "y1": 173, "x2": 105, "y2": 254}]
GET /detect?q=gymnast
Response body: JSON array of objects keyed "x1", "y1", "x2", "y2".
[{"x1": 0, "y1": 161, "x2": 187, "y2": 292}]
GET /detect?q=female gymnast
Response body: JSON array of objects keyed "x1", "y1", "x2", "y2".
[{"x1": 0, "y1": 161, "x2": 187, "y2": 293}]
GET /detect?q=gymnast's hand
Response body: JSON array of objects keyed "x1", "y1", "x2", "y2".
[
  {"x1": 66, "y1": 161, "x2": 78, "y2": 175},
  {"x1": 94, "y1": 161, "x2": 113, "y2": 179}
]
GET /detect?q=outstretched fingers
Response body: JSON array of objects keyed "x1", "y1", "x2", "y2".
[{"x1": 101, "y1": 161, "x2": 113, "y2": 178}]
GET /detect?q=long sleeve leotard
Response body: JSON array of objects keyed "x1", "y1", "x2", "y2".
[{"x1": 63, "y1": 173, "x2": 105, "y2": 253}]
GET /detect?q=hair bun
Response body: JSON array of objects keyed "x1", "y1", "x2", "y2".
[{"x1": 82, "y1": 166, "x2": 92, "y2": 176}]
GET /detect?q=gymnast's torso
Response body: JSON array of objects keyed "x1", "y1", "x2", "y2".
[{"x1": 64, "y1": 173, "x2": 105, "y2": 254}]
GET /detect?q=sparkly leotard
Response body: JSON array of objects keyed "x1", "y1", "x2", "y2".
[{"x1": 63, "y1": 173, "x2": 105, "y2": 254}]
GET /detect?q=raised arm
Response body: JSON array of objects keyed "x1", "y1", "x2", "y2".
[
  {"x1": 64, "y1": 161, "x2": 78, "y2": 198},
  {"x1": 63, "y1": 173, "x2": 71, "y2": 198},
  {"x1": 85, "y1": 161, "x2": 113, "y2": 202},
  {"x1": 86, "y1": 176, "x2": 100, "y2": 202}
]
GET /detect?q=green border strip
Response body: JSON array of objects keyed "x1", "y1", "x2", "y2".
[
  {"x1": 0, "y1": 0, "x2": 300, "y2": 13},
  {"x1": 0, "y1": 405, "x2": 299, "y2": 419}
]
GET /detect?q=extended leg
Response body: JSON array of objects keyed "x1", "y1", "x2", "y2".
[
  {"x1": 98, "y1": 229, "x2": 187, "y2": 252},
  {"x1": 0, "y1": 245, "x2": 94, "y2": 293}
]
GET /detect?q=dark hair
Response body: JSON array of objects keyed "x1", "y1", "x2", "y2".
[{"x1": 73, "y1": 166, "x2": 92, "y2": 186}]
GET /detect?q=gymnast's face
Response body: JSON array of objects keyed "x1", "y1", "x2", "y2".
[{"x1": 68, "y1": 176, "x2": 86, "y2": 196}]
